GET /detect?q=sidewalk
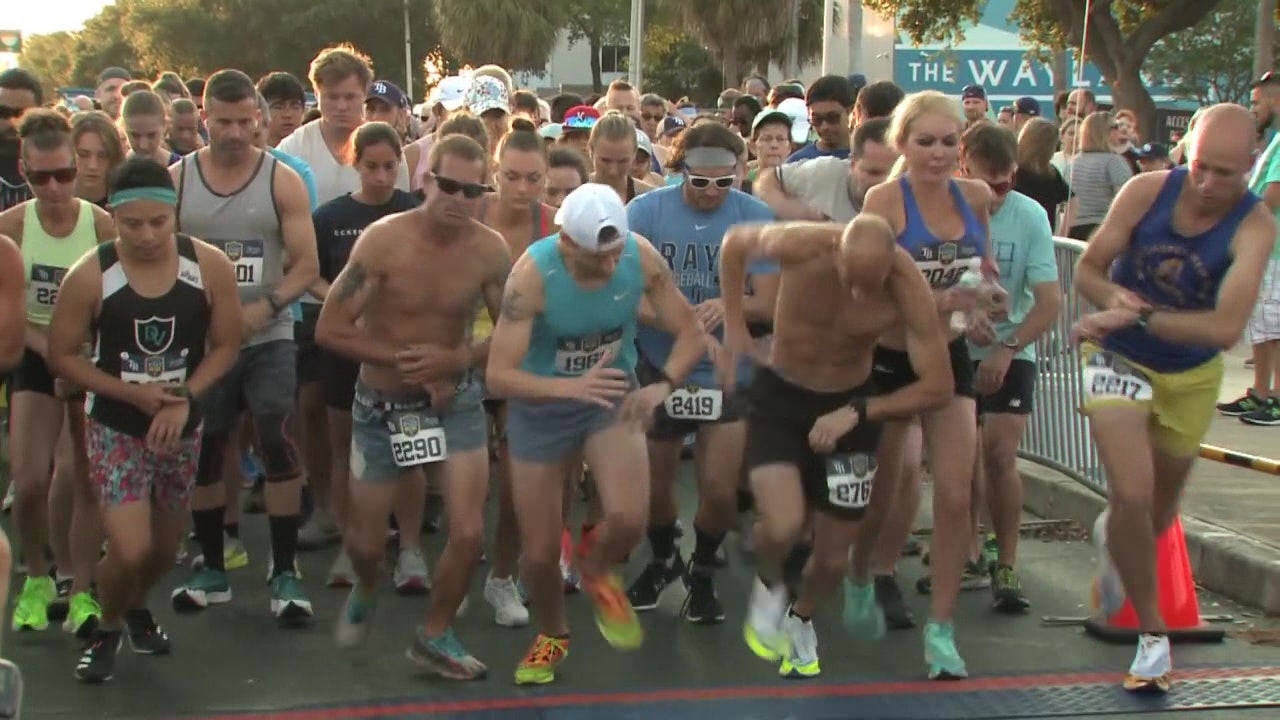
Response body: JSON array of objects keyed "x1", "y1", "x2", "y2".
[{"x1": 1019, "y1": 345, "x2": 1280, "y2": 615}]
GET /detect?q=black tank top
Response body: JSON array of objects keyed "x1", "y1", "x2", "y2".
[{"x1": 88, "y1": 234, "x2": 210, "y2": 437}]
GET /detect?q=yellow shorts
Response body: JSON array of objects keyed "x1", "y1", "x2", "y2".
[{"x1": 1079, "y1": 343, "x2": 1223, "y2": 457}]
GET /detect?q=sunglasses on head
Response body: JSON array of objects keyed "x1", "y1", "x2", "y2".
[
  {"x1": 27, "y1": 167, "x2": 77, "y2": 186},
  {"x1": 434, "y1": 175, "x2": 491, "y2": 199},
  {"x1": 0, "y1": 106, "x2": 24, "y2": 121},
  {"x1": 685, "y1": 172, "x2": 735, "y2": 189}
]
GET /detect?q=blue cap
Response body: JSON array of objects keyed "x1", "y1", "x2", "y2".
[
  {"x1": 367, "y1": 80, "x2": 408, "y2": 109},
  {"x1": 661, "y1": 115, "x2": 686, "y2": 137},
  {"x1": 1014, "y1": 97, "x2": 1041, "y2": 117},
  {"x1": 1135, "y1": 142, "x2": 1168, "y2": 159}
]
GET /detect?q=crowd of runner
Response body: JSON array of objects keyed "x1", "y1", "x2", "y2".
[{"x1": 0, "y1": 43, "x2": 1276, "y2": 708}]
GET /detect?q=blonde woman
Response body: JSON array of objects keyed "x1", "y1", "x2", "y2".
[
  {"x1": 1051, "y1": 116, "x2": 1078, "y2": 180},
  {"x1": 849, "y1": 90, "x2": 993, "y2": 680},
  {"x1": 1065, "y1": 111, "x2": 1133, "y2": 240},
  {"x1": 1013, "y1": 118, "x2": 1069, "y2": 225}
]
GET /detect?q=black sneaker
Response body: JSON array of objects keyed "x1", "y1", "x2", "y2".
[
  {"x1": 1240, "y1": 397, "x2": 1280, "y2": 426},
  {"x1": 46, "y1": 576, "x2": 72, "y2": 623},
  {"x1": 75, "y1": 629, "x2": 122, "y2": 684},
  {"x1": 681, "y1": 565, "x2": 725, "y2": 624},
  {"x1": 990, "y1": 564, "x2": 1031, "y2": 613},
  {"x1": 125, "y1": 609, "x2": 171, "y2": 655},
  {"x1": 874, "y1": 575, "x2": 916, "y2": 629},
  {"x1": 1217, "y1": 390, "x2": 1262, "y2": 417},
  {"x1": 626, "y1": 553, "x2": 686, "y2": 611}
]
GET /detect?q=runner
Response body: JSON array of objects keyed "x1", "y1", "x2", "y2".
[
  {"x1": 0, "y1": 229, "x2": 22, "y2": 704},
  {"x1": 487, "y1": 182, "x2": 706, "y2": 685},
  {"x1": 720, "y1": 214, "x2": 952, "y2": 678},
  {"x1": 1072, "y1": 103, "x2": 1275, "y2": 693},
  {"x1": 589, "y1": 112, "x2": 656, "y2": 202},
  {"x1": 47, "y1": 156, "x2": 241, "y2": 683},
  {"x1": 624, "y1": 123, "x2": 777, "y2": 624},
  {"x1": 120, "y1": 91, "x2": 181, "y2": 166},
  {"x1": 168, "y1": 69, "x2": 319, "y2": 625},
  {"x1": 0, "y1": 68, "x2": 42, "y2": 212},
  {"x1": 309, "y1": 122, "x2": 423, "y2": 589},
  {"x1": 0, "y1": 109, "x2": 114, "y2": 635},
  {"x1": 319, "y1": 134, "x2": 509, "y2": 680}
]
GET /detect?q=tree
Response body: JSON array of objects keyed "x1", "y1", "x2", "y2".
[
  {"x1": 68, "y1": 3, "x2": 143, "y2": 88},
  {"x1": 17, "y1": 32, "x2": 78, "y2": 94},
  {"x1": 642, "y1": 24, "x2": 723, "y2": 104},
  {"x1": 741, "y1": 0, "x2": 833, "y2": 80},
  {"x1": 562, "y1": 0, "x2": 631, "y2": 93},
  {"x1": 864, "y1": 0, "x2": 1225, "y2": 138},
  {"x1": 433, "y1": 0, "x2": 565, "y2": 71},
  {"x1": 663, "y1": 0, "x2": 799, "y2": 89},
  {"x1": 1145, "y1": 0, "x2": 1274, "y2": 106}
]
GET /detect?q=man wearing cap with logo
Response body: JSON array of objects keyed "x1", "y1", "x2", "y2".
[
  {"x1": 364, "y1": 80, "x2": 411, "y2": 143},
  {"x1": 756, "y1": 116, "x2": 896, "y2": 224},
  {"x1": 1134, "y1": 143, "x2": 1172, "y2": 173},
  {"x1": 487, "y1": 183, "x2": 705, "y2": 685},
  {"x1": 1012, "y1": 97, "x2": 1040, "y2": 132},
  {"x1": 961, "y1": 85, "x2": 988, "y2": 128},
  {"x1": 557, "y1": 105, "x2": 599, "y2": 156}
]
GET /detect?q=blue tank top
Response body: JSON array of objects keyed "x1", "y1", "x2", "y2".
[
  {"x1": 521, "y1": 234, "x2": 643, "y2": 378},
  {"x1": 898, "y1": 176, "x2": 986, "y2": 289},
  {"x1": 1104, "y1": 167, "x2": 1259, "y2": 372}
]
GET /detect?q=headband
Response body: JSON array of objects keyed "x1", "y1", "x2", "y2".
[
  {"x1": 108, "y1": 187, "x2": 178, "y2": 209},
  {"x1": 683, "y1": 147, "x2": 739, "y2": 168}
]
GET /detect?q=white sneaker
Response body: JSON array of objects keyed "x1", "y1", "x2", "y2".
[
  {"x1": 1124, "y1": 633, "x2": 1172, "y2": 692},
  {"x1": 779, "y1": 611, "x2": 820, "y2": 678},
  {"x1": 483, "y1": 575, "x2": 529, "y2": 627},
  {"x1": 393, "y1": 548, "x2": 430, "y2": 594},
  {"x1": 327, "y1": 547, "x2": 356, "y2": 588},
  {"x1": 744, "y1": 577, "x2": 789, "y2": 662}
]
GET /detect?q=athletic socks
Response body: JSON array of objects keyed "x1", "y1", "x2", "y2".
[
  {"x1": 268, "y1": 514, "x2": 300, "y2": 578},
  {"x1": 192, "y1": 507, "x2": 226, "y2": 573}
]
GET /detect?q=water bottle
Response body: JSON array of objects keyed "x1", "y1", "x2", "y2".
[
  {"x1": 950, "y1": 270, "x2": 984, "y2": 333},
  {"x1": 949, "y1": 269, "x2": 1009, "y2": 333}
]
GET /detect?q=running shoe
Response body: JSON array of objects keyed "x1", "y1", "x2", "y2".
[
  {"x1": 269, "y1": 571, "x2": 313, "y2": 625},
  {"x1": 483, "y1": 575, "x2": 529, "y2": 627},
  {"x1": 990, "y1": 563, "x2": 1031, "y2": 613},
  {"x1": 627, "y1": 553, "x2": 686, "y2": 611},
  {"x1": 171, "y1": 568, "x2": 232, "y2": 612},
  {"x1": 62, "y1": 591, "x2": 102, "y2": 638},
  {"x1": 1124, "y1": 632, "x2": 1172, "y2": 693},
  {"x1": 743, "y1": 577, "x2": 789, "y2": 662},
  {"x1": 583, "y1": 572, "x2": 643, "y2": 650},
  {"x1": 335, "y1": 587, "x2": 377, "y2": 649},
  {"x1": 1241, "y1": 397, "x2": 1280, "y2": 426},
  {"x1": 514, "y1": 633, "x2": 569, "y2": 685},
  {"x1": 46, "y1": 575, "x2": 72, "y2": 623},
  {"x1": 842, "y1": 578, "x2": 886, "y2": 640},
  {"x1": 11, "y1": 576, "x2": 55, "y2": 631},
  {"x1": 74, "y1": 628, "x2": 122, "y2": 684},
  {"x1": 406, "y1": 627, "x2": 487, "y2": 680},
  {"x1": 327, "y1": 547, "x2": 356, "y2": 588},
  {"x1": 778, "y1": 612, "x2": 820, "y2": 679},
  {"x1": 1216, "y1": 390, "x2": 1262, "y2": 416},
  {"x1": 393, "y1": 547, "x2": 430, "y2": 594},
  {"x1": 924, "y1": 621, "x2": 968, "y2": 680},
  {"x1": 125, "y1": 608, "x2": 171, "y2": 655},
  {"x1": 681, "y1": 565, "x2": 725, "y2": 624}
]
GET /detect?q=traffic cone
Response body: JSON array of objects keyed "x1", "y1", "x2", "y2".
[{"x1": 1084, "y1": 516, "x2": 1225, "y2": 644}]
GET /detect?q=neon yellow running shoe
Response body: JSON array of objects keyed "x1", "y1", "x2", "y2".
[
  {"x1": 514, "y1": 634, "x2": 569, "y2": 685},
  {"x1": 12, "y1": 576, "x2": 55, "y2": 631},
  {"x1": 583, "y1": 572, "x2": 643, "y2": 650},
  {"x1": 62, "y1": 591, "x2": 102, "y2": 638}
]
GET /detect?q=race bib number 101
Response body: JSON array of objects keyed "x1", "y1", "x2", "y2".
[
  {"x1": 389, "y1": 411, "x2": 448, "y2": 468},
  {"x1": 826, "y1": 452, "x2": 874, "y2": 510},
  {"x1": 1083, "y1": 351, "x2": 1153, "y2": 402},
  {"x1": 213, "y1": 239, "x2": 266, "y2": 288},
  {"x1": 664, "y1": 387, "x2": 723, "y2": 421}
]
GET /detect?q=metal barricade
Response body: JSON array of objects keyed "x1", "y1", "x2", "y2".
[{"x1": 1017, "y1": 237, "x2": 1107, "y2": 494}]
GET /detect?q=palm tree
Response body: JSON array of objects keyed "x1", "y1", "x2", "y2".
[
  {"x1": 665, "y1": 0, "x2": 797, "y2": 88},
  {"x1": 434, "y1": 0, "x2": 565, "y2": 71}
]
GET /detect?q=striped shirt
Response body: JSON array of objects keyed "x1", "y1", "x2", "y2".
[{"x1": 1068, "y1": 151, "x2": 1132, "y2": 226}]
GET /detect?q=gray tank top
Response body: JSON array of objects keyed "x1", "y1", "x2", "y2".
[{"x1": 177, "y1": 151, "x2": 291, "y2": 346}]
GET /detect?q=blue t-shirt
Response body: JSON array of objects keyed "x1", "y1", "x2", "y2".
[
  {"x1": 968, "y1": 191, "x2": 1058, "y2": 363},
  {"x1": 626, "y1": 184, "x2": 777, "y2": 388},
  {"x1": 786, "y1": 143, "x2": 850, "y2": 164}
]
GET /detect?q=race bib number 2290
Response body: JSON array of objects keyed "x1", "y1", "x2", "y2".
[{"x1": 389, "y1": 411, "x2": 448, "y2": 468}]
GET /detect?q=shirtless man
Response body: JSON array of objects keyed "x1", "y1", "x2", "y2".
[
  {"x1": 720, "y1": 214, "x2": 952, "y2": 678},
  {"x1": 317, "y1": 134, "x2": 510, "y2": 680},
  {"x1": 487, "y1": 183, "x2": 705, "y2": 685},
  {"x1": 1072, "y1": 103, "x2": 1276, "y2": 692},
  {"x1": 0, "y1": 231, "x2": 24, "y2": 708}
]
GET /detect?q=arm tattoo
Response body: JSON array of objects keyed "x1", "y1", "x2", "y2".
[
  {"x1": 501, "y1": 288, "x2": 529, "y2": 321},
  {"x1": 336, "y1": 262, "x2": 368, "y2": 303}
]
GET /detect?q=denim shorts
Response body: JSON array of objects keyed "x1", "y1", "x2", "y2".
[{"x1": 349, "y1": 375, "x2": 487, "y2": 483}]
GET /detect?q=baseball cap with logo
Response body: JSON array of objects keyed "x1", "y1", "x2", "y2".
[
  {"x1": 367, "y1": 80, "x2": 408, "y2": 109},
  {"x1": 555, "y1": 183, "x2": 629, "y2": 252},
  {"x1": 429, "y1": 76, "x2": 469, "y2": 112},
  {"x1": 961, "y1": 85, "x2": 986, "y2": 101},
  {"x1": 661, "y1": 115, "x2": 687, "y2": 138},
  {"x1": 464, "y1": 76, "x2": 510, "y2": 116},
  {"x1": 562, "y1": 105, "x2": 601, "y2": 131},
  {"x1": 1135, "y1": 142, "x2": 1169, "y2": 160},
  {"x1": 1014, "y1": 97, "x2": 1041, "y2": 117}
]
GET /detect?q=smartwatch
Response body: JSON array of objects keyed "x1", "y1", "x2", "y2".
[{"x1": 1001, "y1": 336, "x2": 1020, "y2": 351}]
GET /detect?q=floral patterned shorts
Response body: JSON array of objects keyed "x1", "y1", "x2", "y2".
[{"x1": 86, "y1": 417, "x2": 202, "y2": 511}]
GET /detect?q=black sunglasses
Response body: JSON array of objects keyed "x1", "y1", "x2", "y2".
[
  {"x1": 435, "y1": 175, "x2": 491, "y2": 199},
  {"x1": 27, "y1": 167, "x2": 77, "y2": 186},
  {"x1": 0, "y1": 105, "x2": 24, "y2": 121}
]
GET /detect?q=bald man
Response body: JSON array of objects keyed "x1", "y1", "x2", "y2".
[
  {"x1": 720, "y1": 215, "x2": 951, "y2": 679},
  {"x1": 1072, "y1": 104, "x2": 1277, "y2": 693}
]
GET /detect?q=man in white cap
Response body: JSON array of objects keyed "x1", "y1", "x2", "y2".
[
  {"x1": 486, "y1": 183, "x2": 705, "y2": 685},
  {"x1": 406, "y1": 75, "x2": 470, "y2": 192}
]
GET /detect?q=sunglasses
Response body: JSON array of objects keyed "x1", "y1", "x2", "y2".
[
  {"x1": 641, "y1": 113, "x2": 665, "y2": 123},
  {"x1": 808, "y1": 111, "x2": 844, "y2": 127},
  {"x1": 0, "y1": 105, "x2": 24, "y2": 121},
  {"x1": 27, "y1": 167, "x2": 77, "y2": 186},
  {"x1": 434, "y1": 175, "x2": 491, "y2": 199},
  {"x1": 685, "y1": 172, "x2": 736, "y2": 189}
]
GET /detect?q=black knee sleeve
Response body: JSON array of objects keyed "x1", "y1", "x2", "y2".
[
  {"x1": 255, "y1": 413, "x2": 301, "y2": 481},
  {"x1": 195, "y1": 432, "x2": 230, "y2": 487}
]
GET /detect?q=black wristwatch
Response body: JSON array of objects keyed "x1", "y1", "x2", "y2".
[
  {"x1": 1137, "y1": 308, "x2": 1154, "y2": 329},
  {"x1": 847, "y1": 396, "x2": 868, "y2": 422}
]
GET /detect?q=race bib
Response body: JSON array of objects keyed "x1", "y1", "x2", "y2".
[
  {"x1": 555, "y1": 328, "x2": 624, "y2": 376},
  {"x1": 1083, "y1": 351, "x2": 1153, "y2": 402},
  {"x1": 914, "y1": 242, "x2": 980, "y2": 290},
  {"x1": 664, "y1": 386, "x2": 723, "y2": 420},
  {"x1": 213, "y1": 239, "x2": 266, "y2": 287},
  {"x1": 119, "y1": 350, "x2": 188, "y2": 385},
  {"x1": 826, "y1": 452, "x2": 875, "y2": 510},
  {"x1": 388, "y1": 410, "x2": 448, "y2": 468},
  {"x1": 28, "y1": 263, "x2": 66, "y2": 308}
]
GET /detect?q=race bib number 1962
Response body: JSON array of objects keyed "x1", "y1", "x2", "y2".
[
  {"x1": 664, "y1": 386, "x2": 722, "y2": 420},
  {"x1": 826, "y1": 452, "x2": 875, "y2": 510},
  {"x1": 389, "y1": 411, "x2": 448, "y2": 468},
  {"x1": 1083, "y1": 351, "x2": 1153, "y2": 402},
  {"x1": 554, "y1": 328, "x2": 624, "y2": 376}
]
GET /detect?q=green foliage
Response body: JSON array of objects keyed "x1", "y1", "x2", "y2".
[
  {"x1": 433, "y1": 0, "x2": 565, "y2": 71},
  {"x1": 642, "y1": 25, "x2": 723, "y2": 104},
  {"x1": 1145, "y1": 0, "x2": 1273, "y2": 105}
]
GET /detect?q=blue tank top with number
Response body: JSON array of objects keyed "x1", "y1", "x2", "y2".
[
  {"x1": 521, "y1": 233, "x2": 643, "y2": 378},
  {"x1": 1104, "y1": 167, "x2": 1259, "y2": 372},
  {"x1": 898, "y1": 175, "x2": 986, "y2": 289}
]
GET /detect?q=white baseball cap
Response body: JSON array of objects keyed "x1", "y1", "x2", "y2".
[
  {"x1": 429, "y1": 76, "x2": 469, "y2": 112},
  {"x1": 555, "y1": 184, "x2": 629, "y2": 252},
  {"x1": 776, "y1": 97, "x2": 812, "y2": 144}
]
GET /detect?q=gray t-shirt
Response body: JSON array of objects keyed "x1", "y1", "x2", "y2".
[
  {"x1": 776, "y1": 156, "x2": 861, "y2": 223},
  {"x1": 1068, "y1": 151, "x2": 1132, "y2": 226}
]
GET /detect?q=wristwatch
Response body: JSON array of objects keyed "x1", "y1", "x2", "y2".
[
  {"x1": 1001, "y1": 336, "x2": 1020, "y2": 351},
  {"x1": 1137, "y1": 308, "x2": 1154, "y2": 329},
  {"x1": 166, "y1": 384, "x2": 193, "y2": 400}
]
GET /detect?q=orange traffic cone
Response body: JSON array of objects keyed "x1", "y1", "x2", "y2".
[{"x1": 1084, "y1": 516, "x2": 1225, "y2": 644}]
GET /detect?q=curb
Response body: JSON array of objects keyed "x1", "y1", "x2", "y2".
[{"x1": 1017, "y1": 459, "x2": 1280, "y2": 616}]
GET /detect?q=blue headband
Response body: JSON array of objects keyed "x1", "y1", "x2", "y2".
[{"x1": 108, "y1": 187, "x2": 178, "y2": 209}]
